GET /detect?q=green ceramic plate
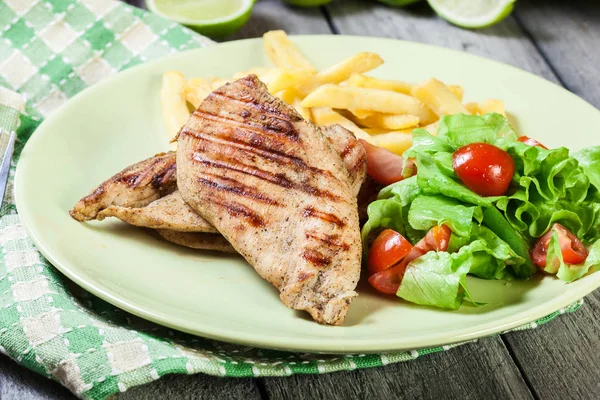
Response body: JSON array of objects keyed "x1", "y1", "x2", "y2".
[{"x1": 15, "y1": 36, "x2": 600, "y2": 354}]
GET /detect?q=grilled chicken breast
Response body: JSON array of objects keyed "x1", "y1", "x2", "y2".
[
  {"x1": 70, "y1": 152, "x2": 176, "y2": 221},
  {"x1": 71, "y1": 125, "x2": 366, "y2": 235},
  {"x1": 97, "y1": 191, "x2": 218, "y2": 233},
  {"x1": 177, "y1": 75, "x2": 362, "y2": 325}
]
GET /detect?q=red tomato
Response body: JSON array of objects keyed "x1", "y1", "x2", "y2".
[
  {"x1": 368, "y1": 262, "x2": 407, "y2": 295},
  {"x1": 531, "y1": 223, "x2": 588, "y2": 268},
  {"x1": 407, "y1": 224, "x2": 452, "y2": 263},
  {"x1": 368, "y1": 229, "x2": 413, "y2": 276},
  {"x1": 359, "y1": 139, "x2": 413, "y2": 186},
  {"x1": 368, "y1": 225, "x2": 451, "y2": 295},
  {"x1": 452, "y1": 143, "x2": 515, "y2": 196},
  {"x1": 517, "y1": 136, "x2": 548, "y2": 150}
]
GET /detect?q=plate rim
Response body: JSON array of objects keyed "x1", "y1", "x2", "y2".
[{"x1": 14, "y1": 35, "x2": 600, "y2": 354}]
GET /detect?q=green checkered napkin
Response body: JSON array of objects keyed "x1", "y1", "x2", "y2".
[{"x1": 0, "y1": 1, "x2": 584, "y2": 399}]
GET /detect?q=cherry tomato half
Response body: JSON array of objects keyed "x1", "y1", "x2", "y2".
[
  {"x1": 368, "y1": 225, "x2": 451, "y2": 295},
  {"x1": 359, "y1": 139, "x2": 413, "y2": 186},
  {"x1": 531, "y1": 223, "x2": 588, "y2": 269},
  {"x1": 517, "y1": 136, "x2": 548, "y2": 150},
  {"x1": 368, "y1": 229, "x2": 413, "y2": 276},
  {"x1": 452, "y1": 143, "x2": 515, "y2": 197}
]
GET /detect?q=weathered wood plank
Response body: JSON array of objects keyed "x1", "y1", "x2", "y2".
[
  {"x1": 502, "y1": 298, "x2": 600, "y2": 400},
  {"x1": 228, "y1": 0, "x2": 332, "y2": 41},
  {"x1": 261, "y1": 340, "x2": 533, "y2": 400},
  {"x1": 514, "y1": 0, "x2": 600, "y2": 107},
  {"x1": 119, "y1": 375, "x2": 262, "y2": 400},
  {"x1": 0, "y1": 358, "x2": 74, "y2": 400},
  {"x1": 327, "y1": 0, "x2": 557, "y2": 81},
  {"x1": 503, "y1": 2, "x2": 600, "y2": 399}
]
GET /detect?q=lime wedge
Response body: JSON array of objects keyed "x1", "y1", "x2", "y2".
[
  {"x1": 146, "y1": 0, "x2": 254, "y2": 37},
  {"x1": 427, "y1": 0, "x2": 515, "y2": 29},
  {"x1": 283, "y1": 0, "x2": 333, "y2": 6}
]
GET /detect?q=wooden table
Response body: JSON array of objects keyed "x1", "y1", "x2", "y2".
[{"x1": 2, "y1": 0, "x2": 600, "y2": 398}]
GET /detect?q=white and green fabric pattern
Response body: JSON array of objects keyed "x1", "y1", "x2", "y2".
[{"x1": 0, "y1": 1, "x2": 585, "y2": 399}]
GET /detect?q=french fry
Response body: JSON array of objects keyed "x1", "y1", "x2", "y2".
[
  {"x1": 448, "y1": 85, "x2": 464, "y2": 102},
  {"x1": 310, "y1": 107, "x2": 373, "y2": 143},
  {"x1": 263, "y1": 30, "x2": 315, "y2": 73},
  {"x1": 161, "y1": 71, "x2": 190, "y2": 148},
  {"x1": 417, "y1": 120, "x2": 439, "y2": 135},
  {"x1": 275, "y1": 88, "x2": 296, "y2": 105},
  {"x1": 478, "y1": 99, "x2": 506, "y2": 117},
  {"x1": 348, "y1": 109, "x2": 375, "y2": 119},
  {"x1": 363, "y1": 128, "x2": 390, "y2": 135},
  {"x1": 292, "y1": 97, "x2": 312, "y2": 121},
  {"x1": 262, "y1": 68, "x2": 313, "y2": 94},
  {"x1": 347, "y1": 73, "x2": 413, "y2": 95},
  {"x1": 348, "y1": 74, "x2": 465, "y2": 101},
  {"x1": 465, "y1": 102, "x2": 480, "y2": 115},
  {"x1": 276, "y1": 88, "x2": 313, "y2": 121},
  {"x1": 296, "y1": 53, "x2": 384, "y2": 97},
  {"x1": 185, "y1": 78, "x2": 212, "y2": 108},
  {"x1": 357, "y1": 113, "x2": 420, "y2": 130},
  {"x1": 411, "y1": 78, "x2": 470, "y2": 116},
  {"x1": 302, "y1": 85, "x2": 438, "y2": 125},
  {"x1": 371, "y1": 131, "x2": 413, "y2": 155}
]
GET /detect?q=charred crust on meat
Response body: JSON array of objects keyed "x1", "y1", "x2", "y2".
[
  {"x1": 196, "y1": 174, "x2": 280, "y2": 206},
  {"x1": 211, "y1": 200, "x2": 265, "y2": 228},
  {"x1": 302, "y1": 206, "x2": 346, "y2": 227}
]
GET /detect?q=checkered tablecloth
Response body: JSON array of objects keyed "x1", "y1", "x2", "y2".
[{"x1": 0, "y1": 1, "x2": 585, "y2": 399}]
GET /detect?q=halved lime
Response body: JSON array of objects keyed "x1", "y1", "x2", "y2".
[
  {"x1": 146, "y1": 0, "x2": 254, "y2": 38},
  {"x1": 283, "y1": 0, "x2": 333, "y2": 6},
  {"x1": 427, "y1": 0, "x2": 515, "y2": 29}
]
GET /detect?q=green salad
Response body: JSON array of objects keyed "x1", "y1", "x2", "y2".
[{"x1": 362, "y1": 113, "x2": 600, "y2": 310}]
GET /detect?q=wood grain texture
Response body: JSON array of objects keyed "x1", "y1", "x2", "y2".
[
  {"x1": 261, "y1": 340, "x2": 533, "y2": 400},
  {"x1": 119, "y1": 374, "x2": 261, "y2": 400},
  {"x1": 226, "y1": 0, "x2": 332, "y2": 41},
  {"x1": 0, "y1": 358, "x2": 74, "y2": 400},
  {"x1": 514, "y1": 0, "x2": 600, "y2": 107},
  {"x1": 326, "y1": 0, "x2": 557, "y2": 82}
]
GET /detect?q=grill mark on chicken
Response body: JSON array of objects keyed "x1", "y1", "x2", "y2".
[
  {"x1": 301, "y1": 249, "x2": 332, "y2": 268},
  {"x1": 197, "y1": 173, "x2": 280, "y2": 206},
  {"x1": 194, "y1": 109, "x2": 300, "y2": 141},
  {"x1": 302, "y1": 206, "x2": 346, "y2": 228},
  {"x1": 191, "y1": 147, "x2": 341, "y2": 201},
  {"x1": 305, "y1": 232, "x2": 350, "y2": 251},
  {"x1": 211, "y1": 91, "x2": 303, "y2": 121},
  {"x1": 297, "y1": 271, "x2": 314, "y2": 282},
  {"x1": 340, "y1": 140, "x2": 357, "y2": 160},
  {"x1": 210, "y1": 199, "x2": 265, "y2": 228}
]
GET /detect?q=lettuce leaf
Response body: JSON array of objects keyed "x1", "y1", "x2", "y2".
[
  {"x1": 397, "y1": 228, "x2": 520, "y2": 309},
  {"x1": 407, "y1": 195, "x2": 482, "y2": 237},
  {"x1": 545, "y1": 233, "x2": 600, "y2": 283},
  {"x1": 573, "y1": 146, "x2": 600, "y2": 191}
]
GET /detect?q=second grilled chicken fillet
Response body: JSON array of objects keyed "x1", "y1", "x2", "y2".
[
  {"x1": 177, "y1": 75, "x2": 362, "y2": 325},
  {"x1": 97, "y1": 191, "x2": 218, "y2": 233},
  {"x1": 70, "y1": 152, "x2": 176, "y2": 221}
]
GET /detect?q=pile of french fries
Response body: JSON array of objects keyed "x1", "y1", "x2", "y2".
[{"x1": 161, "y1": 30, "x2": 506, "y2": 154}]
